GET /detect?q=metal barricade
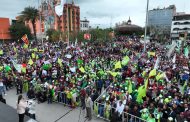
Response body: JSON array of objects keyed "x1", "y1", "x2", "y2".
[
  {"x1": 94, "y1": 102, "x2": 111, "y2": 121},
  {"x1": 93, "y1": 84, "x2": 147, "y2": 122},
  {"x1": 122, "y1": 112, "x2": 146, "y2": 122},
  {"x1": 55, "y1": 84, "x2": 95, "y2": 107}
]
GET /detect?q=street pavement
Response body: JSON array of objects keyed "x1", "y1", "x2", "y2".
[{"x1": 4, "y1": 88, "x2": 105, "y2": 122}]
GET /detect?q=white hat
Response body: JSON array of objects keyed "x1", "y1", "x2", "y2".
[{"x1": 168, "y1": 117, "x2": 173, "y2": 121}]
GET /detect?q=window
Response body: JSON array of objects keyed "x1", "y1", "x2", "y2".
[{"x1": 173, "y1": 28, "x2": 179, "y2": 31}]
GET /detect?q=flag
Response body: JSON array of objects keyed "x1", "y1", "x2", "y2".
[
  {"x1": 79, "y1": 67, "x2": 85, "y2": 73},
  {"x1": 136, "y1": 86, "x2": 145, "y2": 103},
  {"x1": 21, "y1": 63, "x2": 27, "y2": 73},
  {"x1": 154, "y1": 57, "x2": 160, "y2": 69},
  {"x1": 55, "y1": 0, "x2": 65, "y2": 16},
  {"x1": 21, "y1": 34, "x2": 29, "y2": 45},
  {"x1": 11, "y1": 60, "x2": 22, "y2": 73},
  {"x1": 32, "y1": 53, "x2": 36, "y2": 59},
  {"x1": 42, "y1": 64, "x2": 52, "y2": 70},
  {"x1": 149, "y1": 69, "x2": 156, "y2": 77},
  {"x1": 184, "y1": 47, "x2": 189, "y2": 58},
  {"x1": 58, "y1": 58, "x2": 63, "y2": 67},
  {"x1": 156, "y1": 72, "x2": 165, "y2": 81},
  {"x1": 107, "y1": 71, "x2": 120, "y2": 77},
  {"x1": 166, "y1": 42, "x2": 177, "y2": 57},
  {"x1": 128, "y1": 81, "x2": 133, "y2": 94},
  {"x1": 0, "y1": 50, "x2": 3, "y2": 55},
  {"x1": 84, "y1": 33, "x2": 91, "y2": 40},
  {"x1": 4, "y1": 65, "x2": 11, "y2": 72},
  {"x1": 148, "y1": 52, "x2": 155, "y2": 57},
  {"x1": 122, "y1": 56, "x2": 130, "y2": 66},
  {"x1": 172, "y1": 54, "x2": 176, "y2": 63},
  {"x1": 77, "y1": 59, "x2": 83, "y2": 66},
  {"x1": 182, "y1": 81, "x2": 187, "y2": 94},
  {"x1": 33, "y1": 48, "x2": 38, "y2": 52},
  {"x1": 70, "y1": 67, "x2": 76, "y2": 73},
  {"x1": 0, "y1": 66, "x2": 3, "y2": 71},
  {"x1": 28, "y1": 59, "x2": 34, "y2": 65},
  {"x1": 115, "y1": 61, "x2": 122, "y2": 69},
  {"x1": 23, "y1": 44, "x2": 28, "y2": 49}
]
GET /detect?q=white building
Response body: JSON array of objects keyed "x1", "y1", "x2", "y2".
[
  {"x1": 171, "y1": 13, "x2": 190, "y2": 39},
  {"x1": 80, "y1": 19, "x2": 90, "y2": 32}
]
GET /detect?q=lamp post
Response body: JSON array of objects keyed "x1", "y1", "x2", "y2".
[
  {"x1": 66, "y1": 0, "x2": 70, "y2": 45},
  {"x1": 144, "y1": 0, "x2": 149, "y2": 52},
  {"x1": 38, "y1": 0, "x2": 43, "y2": 44}
]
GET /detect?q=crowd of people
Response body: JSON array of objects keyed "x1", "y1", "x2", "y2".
[
  {"x1": 0, "y1": 36, "x2": 189, "y2": 122},
  {"x1": 93, "y1": 38, "x2": 190, "y2": 122}
]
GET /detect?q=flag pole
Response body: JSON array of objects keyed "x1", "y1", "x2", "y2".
[
  {"x1": 67, "y1": 0, "x2": 70, "y2": 45},
  {"x1": 144, "y1": 0, "x2": 149, "y2": 52}
]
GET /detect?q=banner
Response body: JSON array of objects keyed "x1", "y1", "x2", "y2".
[{"x1": 84, "y1": 33, "x2": 91, "y2": 40}]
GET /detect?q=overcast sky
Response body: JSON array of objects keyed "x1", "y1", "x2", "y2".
[{"x1": 0, "y1": 0, "x2": 190, "y2": 28}]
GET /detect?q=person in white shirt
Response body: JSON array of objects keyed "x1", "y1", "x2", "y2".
[
  {"x1": 17, "y1": 95, "x2": 27, "y2": 122},
  {"x1": 0, "y1": 80, "x2": 4, "y2": 95},
  {"x1": 116, "y1": 101, "x2": 124, "y2": 115},
  {"x1": 27, "y1": 99, "x2": 36, "y2": 120},
  {"x1": 85, "y1": 94, "x2": 93, "y2": 120}
]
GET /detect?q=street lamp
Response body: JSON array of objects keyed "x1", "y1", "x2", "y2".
[
  {"x1": 38, "y1": 0, "x2": 43, "y2": 44},
  {"x1": 144, "y1": 0, "x2": 149, "y2": 52}
]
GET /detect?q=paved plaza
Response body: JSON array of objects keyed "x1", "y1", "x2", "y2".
[{"x1": 4, "y1": 88, "x2": 105, "y2": 122}]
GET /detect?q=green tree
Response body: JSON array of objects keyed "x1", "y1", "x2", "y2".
[
  {"x1": 19, "y1": 7, "x2": 39, "y2": 41},
  {"x1": 46, "y1": 29, "x2": 61, "y2": 42},
  {"x1": 9, "y1": 23, "x2": 32, "y2": 41},
  {"x1": 51, "y1": 31, "x2": 60, "y2": 41}
]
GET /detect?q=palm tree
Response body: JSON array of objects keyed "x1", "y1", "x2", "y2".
[{"x1": 19, "y1": 7, "x2": 39, "y2": 41}]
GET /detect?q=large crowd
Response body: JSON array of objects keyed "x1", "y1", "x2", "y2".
[{"x1": 0, "y1": 36, "x2": 189, "y2": 122}]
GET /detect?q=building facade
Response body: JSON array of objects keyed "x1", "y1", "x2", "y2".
[
  {"x1": 0, "y1": 18, "x2": 11, "y2": 40},
  {"x1": 59, "y1": 2, "x2": 80, "y2": 32},
  {"x1": 171, "y1": 13, "x2": 190, "y2": 39},
  {"x1": 80, "y1": 18, "x2": 90, "y2": 32},
  {"x1": 23, "y1": 0, "x2": 80, "y2": 38},
  {"x1": 148, "y1": 5, "x2": 176, "y2": 34}
]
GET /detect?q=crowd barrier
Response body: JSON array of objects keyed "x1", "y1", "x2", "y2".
[
  {"x1": 94, "y1": 102, "x2": 146, "y2": 122},
  {"x1": 55, "y1": 83, "x2": 96, "y2": 107},
  {"x1": 93, "y1": 84, "x2": 146, "y2": 122},
  {"x1": 122, "y1": 112, "x2": 146, "y2": 122}
]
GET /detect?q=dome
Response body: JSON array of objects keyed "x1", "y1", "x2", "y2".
[{"x1": 115, "y1": 18, "x2": 143, "y2": 35}]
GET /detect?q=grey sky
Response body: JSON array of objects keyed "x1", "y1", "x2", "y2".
[{"x1": 0, "y1": 0, "x2": 190, "y2": 28}]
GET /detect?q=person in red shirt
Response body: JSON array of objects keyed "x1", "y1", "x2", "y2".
[{"x1": 80, "y1": 89, "x2": 86, "y2": 110}]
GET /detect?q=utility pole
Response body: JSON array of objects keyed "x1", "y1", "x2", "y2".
[
  {"x1": 66, "y1": 0, "x2": 70, "y2": 45},
  {"x1": 144, "y1": 0, "x2": 149, "y2": 52},
  {"x1": 38, "y1": 0, "x2": 43, "y2": 44}
]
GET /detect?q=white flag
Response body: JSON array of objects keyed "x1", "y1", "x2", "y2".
[
  {"x1": 55, "y1": 0, "x2": 65, "y2": 16},
  {"x1": 166, "y1": 42, "x2": 177, "y2": 58},
  {"x1": 11, "y1": 60, "x2": 22, "y2": 73},
  {"x1": 154, "y1": 57, "x2": 160, "y2": 69},
  {"x1": 172, "y1": 54, "x2": 176, "y2": 63}
]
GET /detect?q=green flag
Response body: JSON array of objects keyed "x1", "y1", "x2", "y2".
[
  {"x1": 182, "y1": 81, "x2": 187, "y2": 94},
  {"x1": 128, "y1": 81, "x2": 133, "y2": 94},
  {"x1": 122, "y1": 56, "x2": 130, "y2": 66},
  {"x1": 0, "y1": 50, "x2": 3, "y2": 55},
  {"x1": 184, "y1": 47, "x2": 189, "y2": 58},
  {"x1": 77, "y1": 59, "x2": 83, "y2": 66}
]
